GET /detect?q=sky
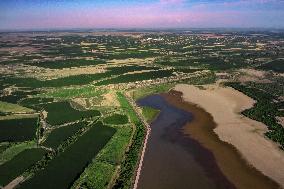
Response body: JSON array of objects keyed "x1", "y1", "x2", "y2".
[{"x1": 0, "y1": 0, "x2": 284, "y2": 30}]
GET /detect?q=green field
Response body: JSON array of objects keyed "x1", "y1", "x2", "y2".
[
  {"x1": 257, "y1": 59, "x2": 284, "y2": 73},
  {"x1": 0, "y1": 30, "x2": 283, "y2": 189},
  {"x1": 141, "y1": 106, "x2": 160, "y2": 123},
  {"x1": 19, "y1": 122, "x2": 116, "y2": 189},
  {"x1": 0, "y1": 148, "x2": 46, "y2": 186},
  {"x1": 0, "y1": 101, "x2": 35, "y2": 114},
  {"x1": 40, "y1": 101, "x2": 100, "y2": 125},
  {"x1": 43, "y1": 122, "x2": 86, "y2": 148},
  {"x1": 114, "y1": 93, "x2": 146, "y2": 189},
  {"x1": 95, "y1": 70, "x2": 174, "y2": 86},
  {"x1": 0, "y1": 117, "x2": 38, "y2": 142},
  {"x1": 28, "y1": 59, "x2": 106, "y2": 69},
  {"x1": 103, "y1": 114, "x2": 129, "y2": 125},
  {"x1": 72, "y1": 125, "x2": 133, "y2": 189}
]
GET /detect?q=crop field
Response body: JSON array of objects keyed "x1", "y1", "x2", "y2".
[
  {"x1": 0, "y1": 90, "x2": 39, "y2": 104},
  {"x1": 28, "y1": 59, "x2": 106, "y2": 69},
  {"x1": 0, "y1": 101, "x2": 34, "y2": 114},
  {"x1": 257, "y1": 59, "x2": 284, "y2": 73},
  {"x1": 0, "y1": 117, "x2": 38, "y2": 142},
  {"x1": 43, "y1": 122, "x2": 86, "y2": 148},
  {"x1": 19, "y1": 97, "x2": 54, "y2": 110},
  {"x1": 0, "y1": 30, "x2": 283, "y2": 189},
  {"x1": 103, "y1": 114, "x2": 129, "y2": 125},
  {"x1": 95, "y1": 70, "x2": 175, "y2": 86},
  {"x1": 0, "y1": 148, "x2": 46, "y2": 186},
  {"x1": 19, "y1": 122, "x2": 115, "y2": 189},
  {"x1": 39, "y1": 101, "x2": 100, "y2": 125}
]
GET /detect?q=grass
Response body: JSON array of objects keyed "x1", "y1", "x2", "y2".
[
  {"x1": 131, "y1": 83, "x2": 174, "y2": 100},
  {"x1": 95, "y1": 70, "x2": 174, "y2": 86},
  {"x1": 141, "y1": 106, "x2": 160, "y2": 123},
  {"x1": 114, "y1": 92, "x2": 146, "y2": 189},
  {"x1": 0, "y1": 148, "x2": 46, "y2": 186},
  {"x1": 43, "y1": 122, "x2": 86, "y2": 149},
  {"x1": 28, "y1": 59, "x2": 106, "y2": 69},
  {"x1": 73, "y1": 161, "x2": 115, "y2": 189},
  {"x1": 0, "y1": 114, "x2": 38, "y2": 121},
  {"x1": 183, "y1": 71, "x2": 217, "y2": 85},
  {"x1": 19, "y1": 98, "x2": 54, "y2": 110},
  {"x1": 0, "y1": 117, "x2": 39, "y2": 142},
  {"x1": 3, "y1": 73, "x2": 112, "y2": 89},
  {"x1": 39, "y1": 86, "x2": 105, "y2": 99},
  {"x1": 0, "y1": 90, "x2": 39, "y2": 104},
  {"x1": 19, "y1": 122, "x2": 116, "y2": 189},
  {"x1": 0, "y1": 101, "x2": 35, "y2": 114},
  {"x1": 103, "y1": 114, "x2": 129, "y2": 125},
  {"x1": 0, "y1": 141, "x2": 36, "y2": 165},
  {"x1": 257, "y1": 59, "x2": 284, "y2": 73},
  {"x1": 0, "y1": 143, "x2": 10, "y2": 154},
  {"x1": 39, "y1": 101, "x2": 100, "y2": 125},
  {"x1": 72, "y1": 125, "x2": 133, "y2": 189}
]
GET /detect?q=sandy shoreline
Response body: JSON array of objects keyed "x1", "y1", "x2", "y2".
[{"x1": 174, "y1": 84, "x2": 284, "y2": 188}]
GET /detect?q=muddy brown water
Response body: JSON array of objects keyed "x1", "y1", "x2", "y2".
[{"x1": 136, "y1": 91, "x2": 280, "y2": 189}]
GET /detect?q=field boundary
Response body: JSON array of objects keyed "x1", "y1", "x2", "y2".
[{"x1": 124, "y1": 94, "x2": 151, "y2": 189}]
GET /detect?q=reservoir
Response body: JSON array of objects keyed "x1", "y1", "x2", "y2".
[{"x1": 136, "y1": 91, "x2": 279, "y2": 189}]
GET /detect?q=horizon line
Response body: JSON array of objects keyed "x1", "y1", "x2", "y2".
[{"x1": 1, "y1": 27, "x2": 284, "y2": 33}]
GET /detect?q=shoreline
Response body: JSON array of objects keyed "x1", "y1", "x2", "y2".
[
  {"x1": 124, "y1": 94, "x2": 151, "y2": 189},
  {"x1": 174, "y1": 84, "x2": 284, "y2": 188}
]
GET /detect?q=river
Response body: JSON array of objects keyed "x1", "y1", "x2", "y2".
[{"x1": 136, "y1": 92, "x2": 279, "y2": 189}]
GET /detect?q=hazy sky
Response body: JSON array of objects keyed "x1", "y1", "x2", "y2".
[{"x1": 1, "y1": 0, "x2": 284, "y2": 30}]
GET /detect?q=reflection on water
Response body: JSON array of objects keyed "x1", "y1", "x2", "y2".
[{"x1": 136, "y1": 94, "x2": 235, "y2": 189}]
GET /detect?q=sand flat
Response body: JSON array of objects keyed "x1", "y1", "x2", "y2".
[{"x1": 175, "y1": 84, "x2": 284, "y2": 187}]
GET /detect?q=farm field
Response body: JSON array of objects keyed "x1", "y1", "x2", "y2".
[
  {"x1": 0, "y1": 29, "x2": 283, "y2": 189},
  {"x1": 0, "y1": 117, "x2": 38, "y2": 142},
  {"x1": 18, "y1": 122, "x2": 115, "y2": 189},
  {"x1": 42, "y1": 122, "x2": 86, "y2": 148},
  {"x1": 0, "y1": 148, "x2": 46, "y2": 186},
  {"x1": 39, "y1": 101, "x2": 101, "y2": 125}
]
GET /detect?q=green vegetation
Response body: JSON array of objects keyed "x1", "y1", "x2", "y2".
[
  {"x1": 0, "y1": 90, "x2": 39, "y2": 104},
  {"x1": 132, "y1": 83, "x2": 174, "y2": 100},
  {"x1": 184, "y1": 71, "x2": 217, "y2": 85},
  {"x1": 155, "y1": 57, "x2": 245, "y2": 70},
  {"x1": 29, "y1": 59, "x2": 106, "y2": 69},
  {"x1": 0, "y1": 117, "x2": 38, "y2": 142},
  {"x1": 3, "y1": 74, "x2": 111, "y2": 89},
  {"x1": 247, "y1": 80, "x2": 284, "y2": 97},
  {"x1": 0, "y1": 101, "x2": 35, "y2": 114},
  {"x1": 1, "y1": 30, "x2": 283, "y2": 188},
  {"x1": 141, "y1": 106, "x2": 160, "y2": 123},
  {"x1": 0, "y1": 148, "x2": 46, "y2": 186},
  {"x1": 257, "y1": 59, "x2": 284, "y2": 73},
  {"x1": 19, "y1": 98, "x2": 54, "y2": 110},
  {"x1": 43, "y1": 122, "x2": 86, "y2": 148},
  {"x1": 103, "y1": 114, "x2": 129, "y2": 125},
  {"x1": 40, "y1": 101, "x2": 100, "y2": 125},
  {"x1": 226, "y1": 82, "x2": 284, "y2": 148},
  {"x1": 39, "y1": 86, "x2": 105, "y2": 99},
  {"x1": 19, "y1": 122, "x2": 115, "y2": 189},
  {"x1": 72, "y1": 126, "x2": 133, "y2": 189},
  {"x1": 95, "y1": 70, "x2": 174, "y2": 86},
  {"x1": 0, "y1": 143, "x2": 10, "y2": 154},
  {"x1": 0, "y1": 141, "x2": 36, "y2": 165},
  {"x1": 114, "y1": 92, "x2": 146, "y2": 189}
]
